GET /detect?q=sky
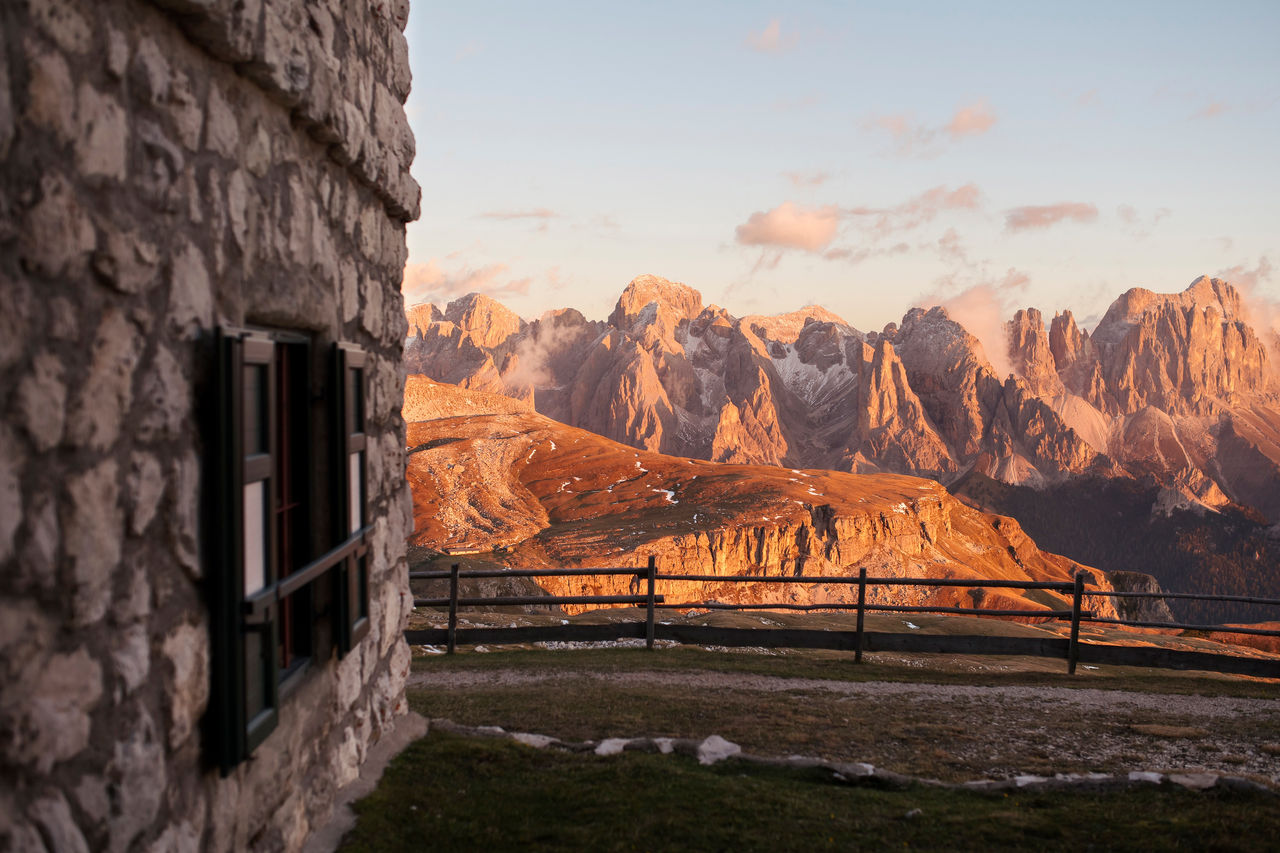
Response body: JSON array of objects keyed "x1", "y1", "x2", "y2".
[{"x1": 401, "y1": 1, "x2": 1279, "y2": 343}]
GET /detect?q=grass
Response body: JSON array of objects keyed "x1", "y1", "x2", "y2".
[{"x1": 340, "y1": 731, "x2": 1280, "y2": 852}]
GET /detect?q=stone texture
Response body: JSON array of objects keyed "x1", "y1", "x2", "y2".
[
  {"x1": 27, "y1": 790, "x2": 91, "y2": 853},
  {"x1": 2, "y1": 647, "x2": 102, "y2": 774},
  {"x1": 0, "y1": 426, "x2": 20, "y2": 564},
  {"x1": 66, "y1": 309, "x2": 142, "y2": 450},
  {"x1": 161, "y1": 622, "x2": 209, "y2": 750},
  {"x1": 62, "y1": 460, "x2": 123, "y2": 626},
  {"x1": 3, "y1": 0, "x2": 417, "y2": 849},
  {"x1": 12, "y1": 352, "x2": 67, "y2": 452},
  {"x1": 76, "y1": 83, "x2": 128, "y2": 180}
]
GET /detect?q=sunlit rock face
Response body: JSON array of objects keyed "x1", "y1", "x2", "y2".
[
  {"x1": 404, "y1": 376, "x2": 1130, "y2": 619},
  {"x1": 404, "y1": 275, "x2": 1279, "y2": 520}
]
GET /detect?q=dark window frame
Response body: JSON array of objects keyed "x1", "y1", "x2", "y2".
[{"x1": 208, "y1": 327, "x2": 371, "y2": 773}]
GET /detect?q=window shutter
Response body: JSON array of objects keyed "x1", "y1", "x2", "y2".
[
  {"x1": 210, "y1": 329, "x2": 281, "y2": 772},
  {"x1": 334, "y1": 343, "x2": 370, "y2": 656}
]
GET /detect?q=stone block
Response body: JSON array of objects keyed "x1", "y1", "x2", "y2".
[
  {"x1": 76, "y1": 83, "x2": 128, "y2": 181},
  {"x1": 169, "y1": 450, "x2": 201, "y2": 578},
  {"x1": 107, "y1": 708, "x2": 165, "y2": 853},
  {"x1": 162, "y1": 622, "x2": 209, "y2": 749},
  {"x1": 131, "y1": 37, "x2": 171, "y2": 106},
  {"x1": 27, "y1": 791, "x2": 90, "y2": 853},
  {"x1": 93, "y1": 227, "x2": 160, "y2": 294},
  {"x1": 136, "y1": 345, "x2": 190, "y2": 443},
  {"x1": 29, "y1": 0, "x2": 93, "y2": 55},
  {"x1": 1, "y1": 646, "x2": 102, "y2": 774},
  {"x1": 66, "y1": 309, "x2": 141, "y2": 450},
  {"x1": 113, "y1": 624, "x2": 151, "y2": 695},
  {"x1": 48, "y1": 296, "x2": 79, "y2": 340},
  {"x1": 167, "y1": 238, "x2": 213, "y2": 339},
  {"x1": 134, "y1": 120, "x2": 185, "y2": 206},
  {"x1": 17, "y1": 487, "x2": 58, "y2": 595},
  {"x1": 0, "y1": 273, "x2": 28, "y2": 370},
  {"x1": 106, "y1": 27, "x2": 130, "y2": 79},
  {"x1": 12, "y1": 351, "x2": 66, "y2": 452},
  {"x1": 20, "y1": 172, "x2": 96, "y2": 279},
  {"x1": 127, "y1": 452, "x2": 165, "y2": 536},
  {"x1": 205, "y1": 82, "x2": 240, "y2": 158},
  {"x1": 168, "y1": 68, "x2": 204, "y2": 151},
  {"x1": 62, "y1": 459, "x2": 122, "y2": 626}
]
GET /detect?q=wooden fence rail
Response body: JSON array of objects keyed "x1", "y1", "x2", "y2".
[{"x1": 404, "y1": 561, "x2": 1280, "y2": 679}]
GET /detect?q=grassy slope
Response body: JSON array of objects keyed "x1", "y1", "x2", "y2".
[{"x1": 341, "y1": 732, "x2": 1280, "y2": 853}]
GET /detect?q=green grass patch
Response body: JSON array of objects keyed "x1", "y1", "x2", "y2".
[{"x1": 341, "y1": 731, "x2": 1279, "y2": 852}]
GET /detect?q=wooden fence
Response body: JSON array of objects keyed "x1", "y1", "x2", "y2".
[{"x1": 404, "y1": 559, "x2": 1280, "y2": 679}]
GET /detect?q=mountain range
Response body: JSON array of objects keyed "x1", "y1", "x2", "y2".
[{"x1": 404, "y1": 275, "x2": 1280, "y2": 621}]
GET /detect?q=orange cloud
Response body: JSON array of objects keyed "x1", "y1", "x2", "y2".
[
  {"x1": 401, "y1": 258, "x2": 532, "y2": 304},
  {"x1": 735, "y1": 201, "x2": 840, "y2": 252},
  {"x1": 784, "y1": 170, "x2": 830, "y2": 188},
  {"x1": 946, "y1": 99, "x2": 997, "y2": 137},
  {"x1": 1193, "y1": 100, "x2": 1229, "y2": 119},
  {"x1": 847, "y1": 184, "x2": 983, "y2": 236},
  {"x1": 746, "y1": 19, "x2": 797, "y2": 53},
  {"x1": 1004, "y1": 202, "x2": 1098, "y2": 232},
  {"x1": 864, "y1": 100, "x2": 998, "y2": 155},
  {"x1": 478, "y1": 208, "x2": 559, "y2": 220}
]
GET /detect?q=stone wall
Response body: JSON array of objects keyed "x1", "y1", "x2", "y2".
[{"x1": 0, "y1": 0, "x2": 418, "y2": 850}]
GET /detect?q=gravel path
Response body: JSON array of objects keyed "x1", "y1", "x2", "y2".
[{"x1": 409, "y1": 668, "x2": 1277, "y2": 719}]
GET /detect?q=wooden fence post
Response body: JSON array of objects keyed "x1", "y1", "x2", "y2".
[
  {"x1": 447, "y1": 563, "x2": 459, "y2": 655},
  {"x1": 1067, "y1": 572, "x2": 1084, "y2": 674},
  {"x1": 645, "y1": 556, "x2": 656, "y2": 651},
  {"x1": 855, "y1": 567, "x2": 867, "y2": 664}
]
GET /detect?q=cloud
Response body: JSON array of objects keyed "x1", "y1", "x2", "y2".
[
  {"x1": 735, "y1": 201, "x2": 840, "y2": 252},
  {"x1": 1218, "y1": 256, "x2": 1280, "y2": 376},
  {"x1": 823, "y1": 242, "x2": 910, "y2": 265},
  {"x1": 915, "y1": 269, "x2": 1032, "y2": 378},
  {"x1": 1116, "y1": 204, "x2": 1139, "y2": 225},
  {"x1": 1193, "y1": 100, "x2": 1229, "y2": 119},
  {"x1": 946, "y1": 99, "x2": 997, "y2": 137},
  {"x1": 401, "y1": 258, "x2": 532, "y2": 304},
  {"x1": 454, "y1": 41, "x2": 481, "y2": 61},
  {"x1": 863, "y1": 100, "x2": 998, "y2": 156},
  {"x1": 1004, "y1": 202, "x2": 1098, "y2": 232},
  {"x1": 746, "y1": 19, "x2": 797, "y2": 53},
  {"x1": 784, "y1": 170, "x2": 830, "y2": 188},
  {"x1": 478, "y1": 208, "x2": 559, "y2": 221},
  {"x1": 847, "y1": 183, "x2": 983, "y2": 237}
]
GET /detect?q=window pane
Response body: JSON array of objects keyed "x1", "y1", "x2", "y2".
[
  {"x1": 348, "y1": 451, "x2": 363, "y2": 534},
  {"x1": 243, "y1": 364, "x2": 267, "y2": 454},
  {"x1": 347, "y1": 367, "x2": 364, "y2": 434},
  {"x1": 244, "y1": 481, "x2": 267, "y2": 594},
  {"x1": 244, "y1": 629, "x2": 265, "y2": 719}
]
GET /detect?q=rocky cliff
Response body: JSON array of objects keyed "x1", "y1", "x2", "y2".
[
  {"x1": 405, "y1": 377, "x2": 1137, "y2": 619},
  {"x1": 405, "y1": 274, "x2": 1279, "y2": 522}
]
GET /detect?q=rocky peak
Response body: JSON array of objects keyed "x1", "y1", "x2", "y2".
[
  {"x1": 743, "y1": 305, "x2": 856, "y2": 345},
  {"x1": 1007, "y1": 308, "x2": 1063, "y2": 397},
  {"x1": 1088, "y1": 276, "x2": 1270, "y2": 414},
  {"x1": 405, "y1": 302, "x2": 442, "y2": 338},
  {"x1": 443, "y1": 292, "x2": 525, "y2": 349},
  {"x1": 607, "y1": 274, "x2": 704, "y2": 334}
]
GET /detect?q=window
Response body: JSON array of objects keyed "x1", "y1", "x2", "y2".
[{"x1": 207, "y1": 328, "x2": 371, "y2": 772}]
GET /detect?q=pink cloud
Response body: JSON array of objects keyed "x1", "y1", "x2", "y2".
[
  {"x1": 1116, "y1": 204, "x2": 1139, "y2": 225},
  {"x1": 746, "y1": 19, "x2": 797, "y2": 53},
  {"x1": 784, "y1": 170, "x2": 830, "y2": 188},
  {"x1": 1004, "y1": 202, "x2": 1098, "y2": 232},
  {"x1": 946, "y1": 99, "x2": 997, "y2": 138},
  {"x1": 864, "y1": 100, "x2": 997, "y2": 155},
  {"x1": 1193, "y1": 100, "x2": 1229, "y2": 119},
  {"x1": 735, "y1": 201, "x2": 840, "y2": 252},
  {"x1": 478, "y1": 208, "x2": 559, "y2": 221},
  {"x1": 401, "y1": 258, "x2": 532, "y2": 304},
  {"x1": 847, "y1": 183, "x2": 983, "y2": 236}
]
